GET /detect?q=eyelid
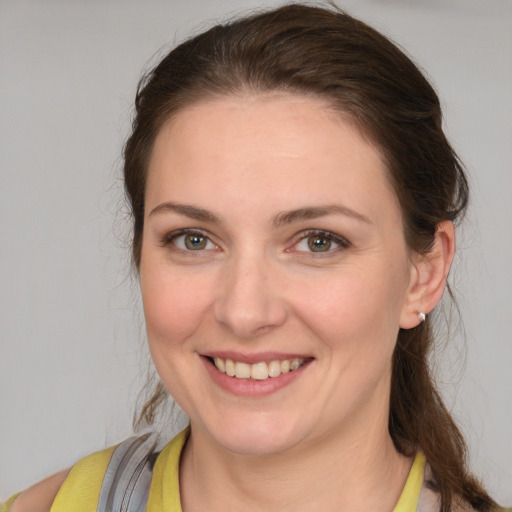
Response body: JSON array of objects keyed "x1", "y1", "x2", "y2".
[
  {"x1": 160, "y1": 228, "x2": 349, "y2": 255},
  {"x1": 289, "y1": 229, "x2": 351, "y2": 253},
  {"x1": 162, "y1": 228, "x2": 219, "y2": 251}
]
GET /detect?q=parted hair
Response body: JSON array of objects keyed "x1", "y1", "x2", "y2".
[{"x1": 124, "y1": 4, "x2": 499, "y2": 511}]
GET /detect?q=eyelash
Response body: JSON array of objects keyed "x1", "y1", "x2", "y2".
[
  {"x1": 162, "y1": 229, "x2": 218, "y2": 252},
  {"x1": 161, "y1": 229, "x2": 351, "y2": 254},
  {"x1": 290, "y1": 230, "x2": 351, "y2": 255}
]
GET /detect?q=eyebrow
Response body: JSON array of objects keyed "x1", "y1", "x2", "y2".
[
  {"x1": 149, "y1": 201, "x2": 371, "y2": 226},
  {"x1": 149, "y1": 202, "x2": 221, "y2": 223},
  {"x1": 273, "y1": 204, "x2": 372, "y2": 226}
]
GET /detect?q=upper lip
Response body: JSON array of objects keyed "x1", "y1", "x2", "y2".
[{"x1": 201, "y1": 351, "x2": 313, "y2": 364}]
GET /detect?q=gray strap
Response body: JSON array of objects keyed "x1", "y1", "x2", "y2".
[{"x1": 97, "y1": 433, "x2": 158, "y2": 512}]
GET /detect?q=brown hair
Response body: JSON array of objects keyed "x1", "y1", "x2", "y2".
[{"x1": 124, "y1": 4, "x2": 498, "y2": 510}]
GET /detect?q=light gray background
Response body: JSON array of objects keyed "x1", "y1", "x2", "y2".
[{"x1": 1, "y1": 0, "x2": 511, "y2": 504}]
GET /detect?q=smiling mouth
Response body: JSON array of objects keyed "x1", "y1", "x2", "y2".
[{"x1": 209, "y1": 357, "x2": 308, "y2": 381}]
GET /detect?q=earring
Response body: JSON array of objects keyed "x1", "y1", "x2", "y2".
[{"x1": 417, "y1": 311, "x2": 426, "y2": 323}]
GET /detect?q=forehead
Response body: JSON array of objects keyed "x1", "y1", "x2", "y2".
[{"x1": 146, "y1": 94, "x2": 398, "y2": 224}]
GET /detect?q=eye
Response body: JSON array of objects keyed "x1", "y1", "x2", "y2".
[
  {"x1": 294, "y1": 231, "x2": 349, "y2": 253},
  {"x1": 165, "y1": 230, "x2": 217, "y2": 251},
  {"x1": 306, "y1": 235, "x2": 333, "y2": 252}
]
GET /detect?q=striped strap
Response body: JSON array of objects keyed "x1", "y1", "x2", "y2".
[{"x1": 97, "y1": 433, "x2": 158, "y2": 512}]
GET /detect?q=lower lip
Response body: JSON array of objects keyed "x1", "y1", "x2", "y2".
[{"x1": 202, "y1": 357, "x2": 311, "y2": 397}]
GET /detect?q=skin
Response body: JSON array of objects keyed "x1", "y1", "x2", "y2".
[
  {"x1": 10, "y1": 93, "x2": 455, "y2": 511},
  {"x1": 140, "y1": 94, "x2": 455, "y2": 511},
  {"x1": 10, "y1": 470, "x2": 69, "y2": 512}
]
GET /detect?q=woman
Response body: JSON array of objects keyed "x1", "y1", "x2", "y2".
[{"x1": 4, "y1": 4, "x2": 508, "y2": 512}]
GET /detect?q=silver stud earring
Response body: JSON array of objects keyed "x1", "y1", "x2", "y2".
[{"x1": 417, "y1": 311, "x2": 426, "y2": 323}]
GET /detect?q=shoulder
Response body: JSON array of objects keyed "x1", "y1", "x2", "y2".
[
  {"x1": 452, "y1": 502, "x2": 478, "y2": 512},
  {"x1": 420, "y1": 462, "x2": 510, "y2": 512},
  {"x1": 7, "y1": 445, "x2": 116, "y2": 512},
  {"x1": 7, "y1": 430, "x2": 186, "y2": 512},
  {"x1": 49, "y1": 444, "x2": 117, "y2": 512},
  {"x1": 451, "y1": 501, "x2": 512, "y2": 512},
  {"x1": 7, "y1": 469, "x2": 70, "y2": 512}
]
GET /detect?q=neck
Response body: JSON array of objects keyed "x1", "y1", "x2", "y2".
[{"x1": 179, "y1": 415, "x2": 412, "y2": 512}]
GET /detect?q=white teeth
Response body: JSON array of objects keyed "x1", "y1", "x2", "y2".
[
  {"x1": 214, "y1": 357, "x2": 225, "y2": 373},
  {"x1": 225, "y1": 359, "x2": 235, "y2": 377},
  {"x1": 251, "y1": 362, "x2": 269, "y2": 380},
  {"x1": 290, "y1": 358, "x2": 301, "y2": 371},
  {"x1": 235, "y1": 361, "x2": 251, "y2": 379},
  {"x1": 268, "y1": 360, "x2": 281, "y2": 378},
  {"x1": 213, "y1": 357, "x2": 306, "y2": 380}
]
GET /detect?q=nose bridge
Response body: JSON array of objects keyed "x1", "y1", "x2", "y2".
[{"x1": 213, "y1": 247, "x2": 286, "y2": 338}]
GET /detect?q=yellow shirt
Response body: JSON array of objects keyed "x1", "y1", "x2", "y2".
[{"x1": 45, "y1": 429, "x2": 425, "y2": 511}]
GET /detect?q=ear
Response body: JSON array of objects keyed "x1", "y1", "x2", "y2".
[{"x1": 399, "y1": 221, "x2": 456, "y2": 329}]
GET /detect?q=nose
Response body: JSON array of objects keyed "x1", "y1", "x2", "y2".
[{"x1": 213, "y1": 255, "x2": 287, "y2": 339}]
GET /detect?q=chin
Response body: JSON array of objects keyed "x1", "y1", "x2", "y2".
[{"x1": 195, "y1": 412, "x2": 312, "y2": 457}]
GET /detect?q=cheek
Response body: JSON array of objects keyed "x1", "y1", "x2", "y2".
[
  {"x1": 297, "y1": 269, "x2": 408, "y2": 414},
  {"x1": 140, "y1": 264, "x2": 214, "y2": 347},
  {"x1": 292, "y1": 265, "x2": 408, "y2": 358}
]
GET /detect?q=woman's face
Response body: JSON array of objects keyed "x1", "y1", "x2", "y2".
[{"x1": 140, "y1": 94, "x2": 417, "y2": 455}]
